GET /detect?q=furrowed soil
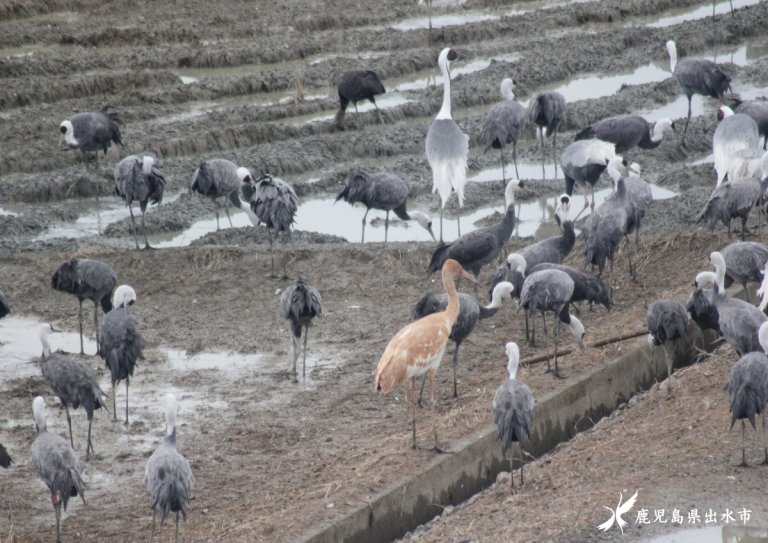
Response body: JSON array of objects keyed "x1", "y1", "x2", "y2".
[{"x1": 2, "y1": 0, "x2": 768, "y2": 542}]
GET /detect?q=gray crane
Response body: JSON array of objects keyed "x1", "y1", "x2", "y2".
[
  {"x1": 190, "y1": 159, "x2": 253, "y2": 230},
  {"x1": 30, "y1": 396, "x2": 86, "y2": 543},
  {"x1": 492, "y1": 342, "x2": 535, "y2": 488},
  {"x1": 580, "y1": 158, "x2": 628, "y2": 296},
  {"x1": 704, "y1": 251, "x2": 767, "y2": 356},
  {"x1": 733, "y1": 99, "x2": 768, "y2": 149},
  {"x1": 38, "y1": 323, "x2": 107, "y2": 459},
  {"x1": 561, "y1": 139, "x2": 617, "y2": 219},
  {"x1": 712, "y1": 106, "x2": 759, "y2": 187},
  {"x1": 249, "y1": 174, "x2": 299, "y2": 279},
  {"x1": 728, "y1": 148, "x2": 764, "y2": 182},
  {"x1": 723, "y1": 322, "x2": 768, "y2": 467},
  {"x1": 0, "y1": 288, "x2": 9, "y2": 319},
  {"x1": 686, "y1": 271, "x2": 720, "y2": 334},
  {"x1": 426, "y1": 47, "x2": 469, "y2": 242},
  {"x1": 334, "y1": 70, "x2": 386, "y2": 130},
  {"x1": 530, "y1": 263, "x2": 613, "y2": 313},
  {"x1": 413, "y1": 281, "x2": 515, "y2": 400},
  {"x1": 609, "y1": 163, "x2": 653, "y2": 278},
  {"x1": 51, "y1": 258, "x2": 116, "y2": 355},
  {"x1": 145, "y1": 394, "x2": 194, "y2": 543},
  {"x1": 526, "y1": 90, "x2": 567, "y2": 173},
  {"x1": 114, "y1": 153, "x2": 166, "y2": 250},
  {"x1": 280, "y1": 278, "x2": 322, "y2": 378},
  {"x1": 665, "y1": 40, "x2": 731, "y2": 143},
  {"x1": 518, "y1": 268, "x2": 586, "y2": 378},
  {"x1": 719, "y1": 241, "x2": 768, "y2": 302},
  {"x1": 98, "y1": 285, "x2": 146, "y2": 424},
  {"x1": 575, "y1": 115, "x2": 675, "y2": 154},
  {"x1": 646, "y1": 299, "x2": 688, "y2": 392},
  {"x1": 0, "y1": 443, "x2": 11, "y2": 468},
  {"x1": 480, "y1": 78, "x2": 526, "y2": 181},
  {"x1": 696, "y1": 175, "x2": 766, "y2": 241},
  {"x1": 426, "y1": 179, "x2": 523, "y2": 294},
  {"x1": 334, "y1": 171, "x2": 435, "y2": 243}
]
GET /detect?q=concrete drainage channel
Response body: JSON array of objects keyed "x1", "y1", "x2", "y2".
[{"x1": 300, "y1": 285, "x2": 746, "y2": 543}]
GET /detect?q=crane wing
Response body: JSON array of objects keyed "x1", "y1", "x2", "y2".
[
  {"x1": 597, "y1": 508, "x2": 615, "y2": 532},
  {"x1": 617, "y1": 490, "x2": 639, "y2": 516}
]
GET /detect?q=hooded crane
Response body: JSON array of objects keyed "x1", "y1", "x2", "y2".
[
  {"x1": 51, "y1": 258, "x2": 116, "y2": 355},
  {"x1": 39, "y1": 323, "x2": 107, "y2": 460},
  {"x1": 733, "y1": 99, "x2": 768, "y2": 149},
  {"x1": 0, "y1": 443, "x2": 11, "y2": 468},
  {"x1": 114, "y1": 153, "x2": 166, "y2": 250},
  {"x1": 647, "y1": 299, "x2": 688, "y2": 392},
  {"x1": 479, "y1": 78, "x2": 526, "y2": 181},
  {"x1": 280, "y1": 278, "x2": 322, "y2": 378},
  {"x1": 607, "y1": 160, "x2": 653, "y2": 278},
  {"x1": 427, "y1": 179, "x2": 523, "y2": 295},
  {"x1": 723, "y1": 322, "x2": 768, "y2": 467},
  {"x1": 412, "y1": 281, "x2": 515, "y2": 400},
  {"x1": 334, "y1": 171, "x2": 435, "y2": 243},
  {"x1": 579, "y1": 158, "x2": 628, "y2": 295},
  {"x1": 561, "y1": 139, "x2": 617, "y2": 219},
  {"x1": 492, "y1": 342, "x2": 534, "y2": 488},
  {"x1": 98, "y1": 285, "x2": 146, "y2": 424},
  {"x1": 334, "y1": 70, "x2": 385, "y2": 130},
  {"x1": 518, "y1": 269, "x2": 586, "y2": 378},
  {"x1": 728, "y1": 148, "x2": 764, "y2": 183},
  {"x1": 575, "y1": 115, "x2": 675, "y2": 154},
  {"x1": 0, "y1": 288, "x2": 9, "y2": 319},
  {"x1": 696, "y1": 151, "x2": 768, "y2": 241},
  {"x1": 704, "y1": 251, "x2": 767, "y2": 356},
  {"x1": 530, "y1": 263, "x2": 613, "y2": 313},
  {"x1": 720, "y1": 241, "x2": 768, "y2": 303},
  {"x1": 687, "y1": 271, "x2": 721, "y2": 334},
  {"x1": 374, "y1": 260, "x2": 479, "y2": 451},
  {"x1": 713, "y1": 106, "x2": 759, "y2": 187},
  {"x1": 249, "y1": 174, "x2": 299, "y2": 279},
  {"x1": 666, "y1": 40, "x2": 732, "y2": 143},
  {"x1": 426, "y1": 47, "x2": 469, "y2": 242},
  {"x1": 145, "y1": 394, "x2": 194, "y2": 543},
  {"x1": 31, "y1": 396, "x2": 86, "y2": 543},
  {"x1": 526, "y1": 90, "x2": 567, "y2": 173},
  {"x1": 190, "y1": 159, "x2": 253, "y2": 230}
]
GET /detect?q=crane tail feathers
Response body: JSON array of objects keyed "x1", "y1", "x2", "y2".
[{"x1": 431, "y1": 158, "x2": 467, "y2": 207}]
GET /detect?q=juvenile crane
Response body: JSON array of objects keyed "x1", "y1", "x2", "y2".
[
  {"x1": 426, "y1": 47, "x2": 469, "y2": 242},
  {"x1": 0, "y1": 443, "x2": 11, "y2": 468},
  {"x1": 526, "y1": 90, "x2": 567, "y2": 172},
  {"x1": 561, "y1": 139, "x2": 616, "y2": 219},
  {"x1": 480, "y1": 78, "x2": 526, "y2": 181},
  {"x1": 280, "y1": 278, "x2": 323, "y2": 378},
  {"x1": 98, "y1": 285, "x2": 146, "y2": 424},
  {"x1": 413, "y1": 280, "x2": 515, "y2": 400},
  {"x1": 31, "y1": 396, "x2": 86, "y2": 543},
  {"x1": 712, "y1": 106, "x2": 759, "y2": 187},
  {"x1": 334, "y1": 171, "x2": 435, "y2": 242},
  {"x1": 250, "y1": 174, "x2": 299, "y2": 279},
  {"x1": 720, "y1": 241, "x2": 768, "y2": 302},
  {"x1": 646, "y1": 299, "x2": 688, "y2": 392},
  {"x1": 666, "y1": 40, "x2": 731, "y2": 143},
  {"x1": 145, "y1": 394, "x2": 195, "y2": 543},
  {"x1": 493, "y1": 342, "x2": 535, "y2": 488},
  {"x1": 723, "y1": 322, "x2": 768, "y2": 467},
  {"x1": 575, "y1": 115, "x2": 675, "y2": 154},
  {"x1": 51, "y1": 258, "x2": 116, "y2": 355},
  {"x1": 39, "y1": 323, "x2": 108, "y2": 459},
  {"x1": 190, "y1": 159, "x2": 253, "y2": 230},
  {"x1": 114, "y1": 153, "x2": 166, "y2": 250},
  {"x1": 427, "y1": 179, "x2": 523, "y2": 294},
  {"x1": 335, "y1": 70, "x2": 386, "y2": 130},
  {"x1": 374, "y1": 260, "x2": 479, "y2": 451}
]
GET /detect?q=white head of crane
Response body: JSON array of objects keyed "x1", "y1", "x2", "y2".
[
  {"x1": 113, "y1": 285, "x2": 137, "y2": 309},
  {"x1": 666, "y1": 40, "x2": 678, "y2": 72},
  {"x1": 505, "y1": 341, "x2": 520, "y2": 379},
  {"x1": 500, "y1": 78, "x2": 516, "y2": 101}
]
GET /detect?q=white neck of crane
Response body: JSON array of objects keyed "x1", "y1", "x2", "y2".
[
  {"x1": 436, "y1": 60, "x2": 453, "y2": 120},
  {"x1": 667, "y1": 43, "x2": 677, "y2": 73}
]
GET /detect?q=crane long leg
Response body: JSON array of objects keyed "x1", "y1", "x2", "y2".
[
  {"x1": 509, "y1": 447, "x2": 514, "y2": 488},
  {"x1": 761, "y1": 412, "x2": 768, "y2": 465},
  {"x1": 65, "y1": 404, "x2": 74, "y2": 449},
  {"x1": 93, "y1": 300, "x2": 100, "y2": 346},
  {"x1": 268, "y1": 230, "x2": 275, "y2": 278},
  {"x1": 150, "y1": 509, "x2": 157, "y2": 543},
  {"x1": 113, "y1": 382, "x2": 117, "y2": 420},
  {"x1": 125, "y1": 379, "x2": 130, "y2": 425},
  {"x1": 513, "y1": 143, "x2": 520, "y2": 180},
  {"x1": 457, "y1": 199, "x2": 461, "y2": 237},
  {"x1": 739, "y1": 419, "x2": 748, "y2": 467},
  {"x1": 713, "y1": 0, "x2": 715, "y2": 21},
  {"x1": 452, "y1": 343, "x2": 460, "y2": 399},
  {"x1": 214, "y1": 200, "x2": 221, "y2": 231},
  {"x1": 553, "y1": 313, "x2": 565, "y2": 379},
  {"x1": 519, "y1": 441, "x2": 525, "y2": 486},
  {"x1": 681, "y1": 96, "x2": 693, "y2": 143},
  {"x1": 500, "y1": 148, "x2": 506, "y2": 183},
  {"x1": 662, "y1": 343, "x2": 673, "y2": 392},
  {"x1": 86, "y1": 417, "x2": 94, "y2": 459},
  {"x1": 281, "y1": 236, "x2": 289, "y2": 280},
  {"x1": 302, "y1": 327, "x2": 309, "y2": 377},
  {"x1": 427, "y1": 0, "x2": 432, "y2": 44},
  {"x1": 439, "y1": 198, "x2": 444, "y2": 244},
  {"x1": 224, "y1": 196, "x2": 233, "y2": 228},
  {"x1": 175, "y1": 512, "x2": 180, "y2": 543},
  {"x1": 542, "y1": 309, "x2": 552, "y2": 374},
  {"x1": 128, "y1": 205, "x2": 141, "y2": 250},
  {"x1": 354, "y1": 103, "x2": 362, "y2": 130},
  {"x1": 361, "y1": 208, "x2": 369, "y2": 243},
  {"x1": 55, "y1": 500, "x2": 61, "y2": 543},
  {"x1": 418, "y1": 374, "x2": 427, "y2": 405},
  {"x1": 525, "y1": 311, "x2": 530, "y2": 343},
  {"x1": 78, "y1": 299, "x2": 84, "y2": 354},
  {"x1": 141, "y1": 208, "x2": 153, "y2": 250},
  {"x1": 430, "y1": 376, "x2": 440, "y2": 450},
  {"x1": 411, "y1": 377, "x2": 418, "y2": 448},
  {"x1": 384, "y1": 210, "x2": 390, "y2": 243},
  {"x1": 552, "y1": 128, "x2": 559, "y2": 179},
  {"x1": 742, "y1": 282, "x2": 752, "y2": 303}
]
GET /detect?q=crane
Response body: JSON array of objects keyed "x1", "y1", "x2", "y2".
[
  {"x1": 712, "y1": 106, "x2": 759, "y2": 187},
  {"x1": 114, "y1": 153, "x2": 166, "y2": 250},
  {"x1": 249, "y1": 174, "x2": 299, "y2": 279},
  {"x1": 560, "y1": 139, "x2": 617, "y2": 219},
  {"x1": 280, "y1": 278, "x2": 323, "y2": 378},
  {"x1": 190, "y1": 159, "x2": 253, "y2": 230},
  {"x1": 480, "y1": 78, "x2": 526, "y2": 181},
  {"x1": 646, "y1": 299, "x2": 689, "y2": 392},
  {"x1": 575, "y1": 115, "x2": 675, "y2": 154},
  {"x1": 526, "y1": 90, "x2": 567, "y2": 175},
  {"x1": 334, "y1": 70, "x2": 386, "y2": 130}
]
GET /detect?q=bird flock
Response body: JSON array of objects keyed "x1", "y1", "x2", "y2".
[{"x1": 6, "y1": 34, "x2": 768, "y2": 541}]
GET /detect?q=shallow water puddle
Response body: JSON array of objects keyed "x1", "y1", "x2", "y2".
[
  {"x1": 278, "y1": 94, "x2": 414, "y2": 126},
  {"x1": 645, "y1": 0, "x2": 760, "y2": 28},
  {"x1": 642, "y1": 525, "x2": 768, "y2": 542},
  {"x1": 389, "y1": 53, "x2": 521, "y2": 93},
  {"x1": 389, "y1": 11, "x2": 500, "y2": 31}
]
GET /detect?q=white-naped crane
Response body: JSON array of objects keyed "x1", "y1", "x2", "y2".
[
  {"x1": 334, "y1": 171, "x2": 435, "y2": 243},
  {"x1": 31, "y1": 396, "x2": 86, "y2": 543},
  {"x1": 190, "y1": 159, "x2": 253, "y2": 230},
  {"x1": 427, "y1": 179, "x2": 523, "y2": 295},
  {"x1": 480, "y1": 78, "x2": 526, "y2": 181},
  {"x1": 426, "y1": 47, "x2": 469, "y2": 242},
  {"x1": 733, "y1": 98, "x2": 768, "y2": 149},
  {"x1": 280, "y1": 278, "x2": 322, "y2": 378},
  {"x1": 575, "y1": 115, "x2": 675, "y2": 154},
  {"x1": 98, "y1": 285, "x2": 146, "y2": 424},
  {"x1": 145, "y1": 394, "x2": 195, "y2": 543},
  {"x1": 647, "y1": 299, "x2": 688, "y2": 392},
  {"x1": 249, "y1": 174, "x2": 299, "y2": 279},
  {"x1": 560, "y1": 139, "x2": 616, "y2": 220},
  {"x1": 493, "y1": 342, "x2": 535, "y2": 488},
  {"x1": 712, "y1": 106, "x2": 759, "y2": 187},
  {"x1": 723, "y1": 322, "x2": 768, "y2": 467},
  {"x1": 666, "y1": 40, "x2": 732, "y2": 144},
  {"x1": 334, "y1": 70, "x2": 386, "y2": 130},
  {"x1": 51, "y1": 258, "x2": 116, "y2": 355},
  {"x1": 526, "y1": 90, "x2": 567, "y2": 174},
  {"x1": 114, "y1": 152, "x2": 166, "y2": 250}
]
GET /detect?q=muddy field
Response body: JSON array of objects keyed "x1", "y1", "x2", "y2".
[{"x1": 2, "y1": 0, "x2": 768, "y2": 541}]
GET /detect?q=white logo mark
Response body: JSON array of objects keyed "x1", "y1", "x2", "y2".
[{"x1": 598, "y1": 491, "x2": 639, "y2": 534}]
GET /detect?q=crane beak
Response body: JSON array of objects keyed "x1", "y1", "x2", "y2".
[
  {"x1": 427, "y1": 226, "x2": 436, "y2": 242},
  {"x1": 460, "y1": 269, "x2": 480, "y2": 285},
  {"x1": 578, "y1": 337, "x2": 586, "y2": 351},
  {"x1": 58, "y1": 133, "x2": 64, "y2": 149}
]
